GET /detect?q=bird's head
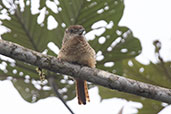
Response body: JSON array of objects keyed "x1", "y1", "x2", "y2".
[
  {"x1": 65, "y1": 25, "x2": 85, "y2": 36},
  {"x1": 62, "y1": 25, "x2": 85, "y2": 44}
]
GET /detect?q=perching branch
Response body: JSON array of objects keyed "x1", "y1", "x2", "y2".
[{"x1": 0, "y1": 39, "x2": 171, "y2": 103}]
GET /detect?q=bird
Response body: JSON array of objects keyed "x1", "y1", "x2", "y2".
[{"x1": 57, "y1": 25, "x2": 96, "y2": 105}]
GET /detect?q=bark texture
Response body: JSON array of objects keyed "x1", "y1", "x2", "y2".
[{"x1": 0, "y1": 39, "x2": 171, "y2": 103}]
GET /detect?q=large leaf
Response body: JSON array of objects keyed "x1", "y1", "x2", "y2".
[
  {"x1": 123, "y1": 59, "x2": 171, "y2": 88},
  {"x1": 95, "y1": 27, "x2": 141, "y2": 75},
  {"x1": 0, "y1": 0, "x2": 77, "y2": 102},
  {"x1": 2, "y1": 5, "x2": 46, "y2": 51},
  {"x1": 99, "y1": 86, "x2": 163, "y2": 114},
  {"x1": 99, "y1": 59, "x2": 171, "y2": 114}
]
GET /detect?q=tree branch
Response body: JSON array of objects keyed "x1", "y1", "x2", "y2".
[{"x1": 0, "y1": 39, "x2": 171, "y2": 103}]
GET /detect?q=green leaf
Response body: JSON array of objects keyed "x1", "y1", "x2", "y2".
[
  {"x1": 99, "y1": 86, "x2": 163, "y2": 114},
  {"x1": 0, "y1": 57, "x2": 76, "y2": 102},
  {"x1": 12, "y1": 78, "x2": 55, "y2": 102},
  {"x1": 39, "y1": 0, "x2": 46, "y2": 9},
  {"x1": 99, "y1": 59, "x2": 171, "y2": 113},
  {"x1": 0, "y1": 0, "x2": 76, "y2": 102},
  {"x1": 123, "y1": 59, "x2": 171, "y2": 88},
  {"x1": 1, "y1": 8, "x2": 49, "y2": 51},
  {"x1": 95, "y1": 27, "x2": 141, "y2": 75}
]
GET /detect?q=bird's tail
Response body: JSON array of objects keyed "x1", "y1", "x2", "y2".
[{"x1": 76, "y1": 79, "x2": 90, "y2": 105}]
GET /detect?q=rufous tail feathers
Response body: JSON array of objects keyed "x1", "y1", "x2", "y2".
[{"x1": 76, "y1": 80, "x2": 90, "y2": 105}]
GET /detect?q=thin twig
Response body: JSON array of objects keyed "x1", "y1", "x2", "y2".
[
  {"x1": 48, "y1": 76, "x2": 75, "y2": 114},
  {"x1": 153, "y1": 40, "x2": 171, "y2": 81}
]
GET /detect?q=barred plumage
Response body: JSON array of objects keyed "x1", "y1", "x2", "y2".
[{"x1": 58, "y1": 25, "x2": 96, "y2": 105}]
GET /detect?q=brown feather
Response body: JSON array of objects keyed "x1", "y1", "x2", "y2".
[
  {"x1": 76, "y1": 80, "x2": 90, "y2": 105},
  {"x1": 58, "y1": 25, "x2": 96, "y2": 105}
]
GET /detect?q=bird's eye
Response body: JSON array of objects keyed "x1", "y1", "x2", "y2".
[{"x1": 70, "y1": 29, "x2": 74, "y2": 33}]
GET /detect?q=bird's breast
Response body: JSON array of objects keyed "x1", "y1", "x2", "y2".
[{"x1": 58, "y1": 37, "x2": 96, "y2": 67}]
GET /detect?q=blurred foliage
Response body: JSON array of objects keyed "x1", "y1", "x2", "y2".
[
  {"x1": 99, "y1": 58, "x2": 171, "y2": 114},
  {"x1": 0, "y1": 0, "x2": 170, "y2": 114}
]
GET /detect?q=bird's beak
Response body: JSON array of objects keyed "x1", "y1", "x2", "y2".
[{"x1": 79, "y1": 28, "x2": 85, "y2": 35}]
